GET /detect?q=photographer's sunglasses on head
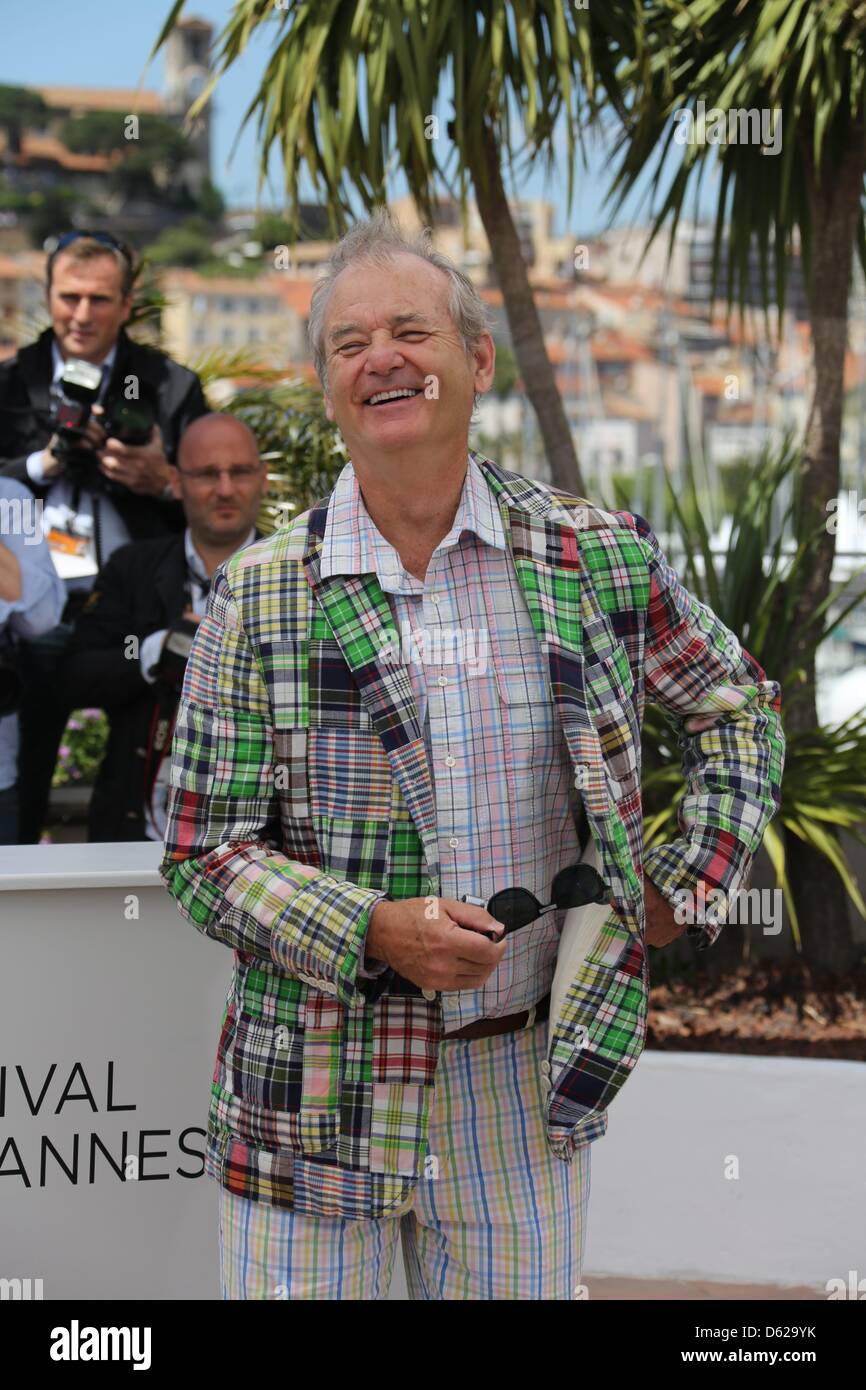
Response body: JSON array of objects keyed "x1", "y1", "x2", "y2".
[{"x1": 49, "y1": 229, "x2": 134, "y2": 267}]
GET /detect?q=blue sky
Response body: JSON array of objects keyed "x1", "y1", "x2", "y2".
[{"x1": 3, "y1": 0, "x2": 707, "y2": 239}]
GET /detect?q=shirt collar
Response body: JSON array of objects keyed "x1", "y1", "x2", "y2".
[
  {"x1": 319, "y1": 453, "x2": 506, "y2": 588},
  {"x1": 184, "y1": 526, "x2": 257, "y2": 588},
  {"x1": 50, "y1": 337, "x2": 118, "y2": 384}
]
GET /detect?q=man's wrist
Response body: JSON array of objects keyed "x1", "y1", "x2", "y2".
[
  {"x1": 157, "y1": 464, "x2": 176, "y2": 501},
  {"x1": 365, "y1": 893, "x2": 394, "y2": 968},
  {"x1": 41, "y1": 440, "x2": 63, "y2": 478}
]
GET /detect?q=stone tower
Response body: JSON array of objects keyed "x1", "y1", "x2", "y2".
[{"x1": 162, "y1": 15, "x2": 214, "y2": 194}]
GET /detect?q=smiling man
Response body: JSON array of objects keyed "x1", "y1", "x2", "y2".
[{"x1": 160, "y1": 208, "x2": 784, "y2": 1301}]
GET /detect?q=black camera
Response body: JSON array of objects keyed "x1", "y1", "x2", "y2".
[{"x1": 47, "y1": 358, "x2": 155, "y2": 493}]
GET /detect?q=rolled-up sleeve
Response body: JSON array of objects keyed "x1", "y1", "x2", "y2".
[{"x1": 633, "y1": 515, "x2": 785, "y2": 949}]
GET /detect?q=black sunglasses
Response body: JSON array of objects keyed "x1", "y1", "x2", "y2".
[
  {"x1": 461, "y1": 861, "x2": 609, "y2": 939},
  {"x1": 50, "y1": 229, "x2": 134, "y2": 265}
]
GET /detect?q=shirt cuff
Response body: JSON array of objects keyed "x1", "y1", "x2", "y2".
[
  {"x1": 357, "y1": 892, "x2": 393, "y2": 977},
  {"x1": 26, "y1": 450, "x2": 47, "y2": 484},
  {"x1": 643, "y1": 843, "x2": 725, "y2": 951},
  {"x1": 139, "y1": 629, "x2": 168, "y2": 684}
]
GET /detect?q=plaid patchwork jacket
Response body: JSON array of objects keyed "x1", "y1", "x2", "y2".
[{"x1": 160, "y1": 452, "x2": 784, "y2": 1220}]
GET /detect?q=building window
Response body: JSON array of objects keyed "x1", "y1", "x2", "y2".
[
  {"x1": 221, "y1": 327, "x2": 235, "y2": 346},
  {"x1": 192, "y1": 295, "x2": 208, "y2": 313},
  {"x1": 220, "y1": 297, "x2": 235, "y2": 313}
]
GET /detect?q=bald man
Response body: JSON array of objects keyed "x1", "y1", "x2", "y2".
[{"x1": 62, "y1": 413, "x2": 268, "y2": 841}]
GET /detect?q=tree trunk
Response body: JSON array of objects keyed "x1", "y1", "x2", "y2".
[
  {"x1": 786, "y1": 114, "x2": 866, "y2": 971},
  {"x1": 465, "y1": 119, "x2": 584, "y2": 494}
]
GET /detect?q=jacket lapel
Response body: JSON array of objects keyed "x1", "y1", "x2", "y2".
[
  {"x1": 302, "y1": 529, "x2": 441, "y2": 885},
  {"x1": 478, "y1": 458, "x2": 642, "y2": 904}
]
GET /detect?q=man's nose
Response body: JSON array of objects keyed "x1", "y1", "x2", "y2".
[
  {"x1": 363, "y1": 337, "x2": 407, "y2": 374},
  {"x1": 72, "y1": 299, "x2": 91, "y2": 320}
]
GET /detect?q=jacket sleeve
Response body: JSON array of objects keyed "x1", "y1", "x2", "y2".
[
  {"x1": 158, "y1": 562, "x2": 391, "y2": 1006},
  {"x1": 632, "y1": 515, "x2": 785, "y2": 948},
  {"x1": 61, "y1": 548, "x2": 155, "y2": 709}
]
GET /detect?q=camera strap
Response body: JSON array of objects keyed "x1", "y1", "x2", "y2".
[{"x1": 141, "y1": 678, "x2": 181, "y2": 834}]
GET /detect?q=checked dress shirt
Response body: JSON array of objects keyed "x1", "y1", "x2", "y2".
[{"x1": 319, "y1": 453, "x2": 585, "y2": 1032}]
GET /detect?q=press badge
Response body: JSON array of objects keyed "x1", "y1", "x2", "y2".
[{"x1": 42, "y1": 503, "x2": 98, "y2": 579}]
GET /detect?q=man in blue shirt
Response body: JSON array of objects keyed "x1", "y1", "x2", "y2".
[{"x1": 0, "y1": 479, "x2": 66, "y2": 843}]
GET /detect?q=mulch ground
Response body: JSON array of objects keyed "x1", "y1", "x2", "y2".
[{"x1": 647, "y1": 960, "x2": 866, "y2": 1060}]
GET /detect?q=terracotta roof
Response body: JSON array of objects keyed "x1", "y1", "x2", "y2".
[
  {"x1": 0, "y1": 251, "x2": 46, "y2": 279},
  {"x1": 591, "y1": 330, "x2": 653, "y2": 364},
  {"x1": 275, "y1": 278, "x2": 314, "y2": 317},
  {"x1": 11, "y1": 133, "x2": 116, "y2": 173},
  {"x1": 160, "y1": 270, "x2": 289, "y2": 300},
  {"x1": 693, "y1": 372, "x2": 729, "y2": 396},
  {"x1": 34, "y1": 85, "x2": 163, "y2": 114}
]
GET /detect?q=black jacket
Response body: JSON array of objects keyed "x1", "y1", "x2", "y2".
[
  {"x1": 0, "y1": 327, "x2": 209, "y2": 544},
  {"x1": 61, "y1": 530, "x2": 260, "y2": 842}
]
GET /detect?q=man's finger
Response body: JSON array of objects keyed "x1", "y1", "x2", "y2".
[{"x1": 448, "y1": 925, "x2": 508, "y2": 967}]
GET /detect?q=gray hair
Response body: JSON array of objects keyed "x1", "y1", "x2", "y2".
[{"x1": 307, "y1": 207, "x2": 493, "y2": 401}]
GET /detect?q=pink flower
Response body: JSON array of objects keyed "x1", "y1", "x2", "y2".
[{"x1": 59, "y1": 745, "x2": 71, "y2": 759}]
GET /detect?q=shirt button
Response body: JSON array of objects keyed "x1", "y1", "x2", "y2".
[
  {"x1": 444, "y1": 755, "x2": 456, "y2": 767},
  {"x1": 437, "y1": 675, "x2": 448, "y2": 687},
  {"x1": 422, "y1": 988, "x2": 437, "y2": 1002},
  {"x1": 540, "y1": 1075, "x2": 552, "y2": 1094},
  {"x1": 540, "y1": 1060, "x2": 551, "y2": 1076},
  {"x1": 430, "y1": 593, "x2": 441, "y2": 604},
  {"x1": 447, "y1": 836, "x2": 459, "y2": 848}
]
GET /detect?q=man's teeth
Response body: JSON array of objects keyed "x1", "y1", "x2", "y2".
[{"x1": 367, "y1": 388, "x2": 420, "y2": 405}]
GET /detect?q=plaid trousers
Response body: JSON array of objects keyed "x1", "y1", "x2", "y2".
[{"x1": 218, "y1": 1015, "x2": 592, "y2": 1300}]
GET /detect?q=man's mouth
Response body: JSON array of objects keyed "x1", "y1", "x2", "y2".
[{"x1": 364, "y1": 387, "x2": 423, "y2": 408}]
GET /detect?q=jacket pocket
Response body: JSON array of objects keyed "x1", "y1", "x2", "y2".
[
  {"x1": 308, "y1": 726, "x2": 394, "y2": 819},
  {"x1": 211, "y1": 992, "x2": 339, "y2": 1156}
]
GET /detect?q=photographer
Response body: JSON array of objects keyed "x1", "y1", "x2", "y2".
[
  {"x1": 0, "y1": 480, "x2": 66, "y2": 843},
  {"x1": 61, "y1": 414, "x2": 266, "y2": 842},
  {"x1": 0, "y1": 229, "x2": 209, "y2": 841}
]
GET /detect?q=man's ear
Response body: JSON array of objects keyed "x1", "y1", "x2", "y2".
[
  {"x1": 323, "y1": 391, "x2": 335, "y2": 422},
  {"x1": 119, "y1": 293, "x2": 133, "y2": 327}
]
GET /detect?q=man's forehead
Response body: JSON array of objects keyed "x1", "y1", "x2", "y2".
[
  {"x1": 326, "y1": 258, "x2": 450, "y2": 334},
  {"x1": 50, "y1": 255, "x2": 125, "y2": 292}
]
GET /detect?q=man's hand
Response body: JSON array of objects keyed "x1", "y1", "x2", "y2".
[
  {"x1": 98, "y1": 422, "x2": 172, "y2": 496},
  {"x1": 40, "y1": 410, "x2": 108, "y2": 479},
  {"x1": 644, "y1": 874, "x2": 686, "y2": 947},
  {"x1": 0, "y1": 539, "x2": 21, "y2": 602},
  {"x1": 366, "y1": 897, "x2": 508, "y2": 992}
]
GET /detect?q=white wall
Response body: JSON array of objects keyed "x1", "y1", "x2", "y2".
[{"x1": 2, "y1": 844, "x2": 862, "y2": 1299}]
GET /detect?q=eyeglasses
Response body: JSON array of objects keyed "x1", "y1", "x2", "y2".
[
  {"x1": 50, "y1": 229, "x2": 134, "y2": 265},
  {"x1": 461, "y1": 862, "x2": 609, "y2": 939},
  {"x1": 176, "y1": 465, "x2": 261, "y2": 484}
]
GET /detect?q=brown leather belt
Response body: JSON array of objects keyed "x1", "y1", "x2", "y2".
[{"x1": 443, "y1": 991, "x2": 551, "y2": 1042}]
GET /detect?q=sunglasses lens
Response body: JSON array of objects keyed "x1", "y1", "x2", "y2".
[
  {"x1": 551, "y1": 864, "x2": 608, "y2": 908},
  {"x1": 488, "y1": 888, "x2": 540, "y2": 933}
]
